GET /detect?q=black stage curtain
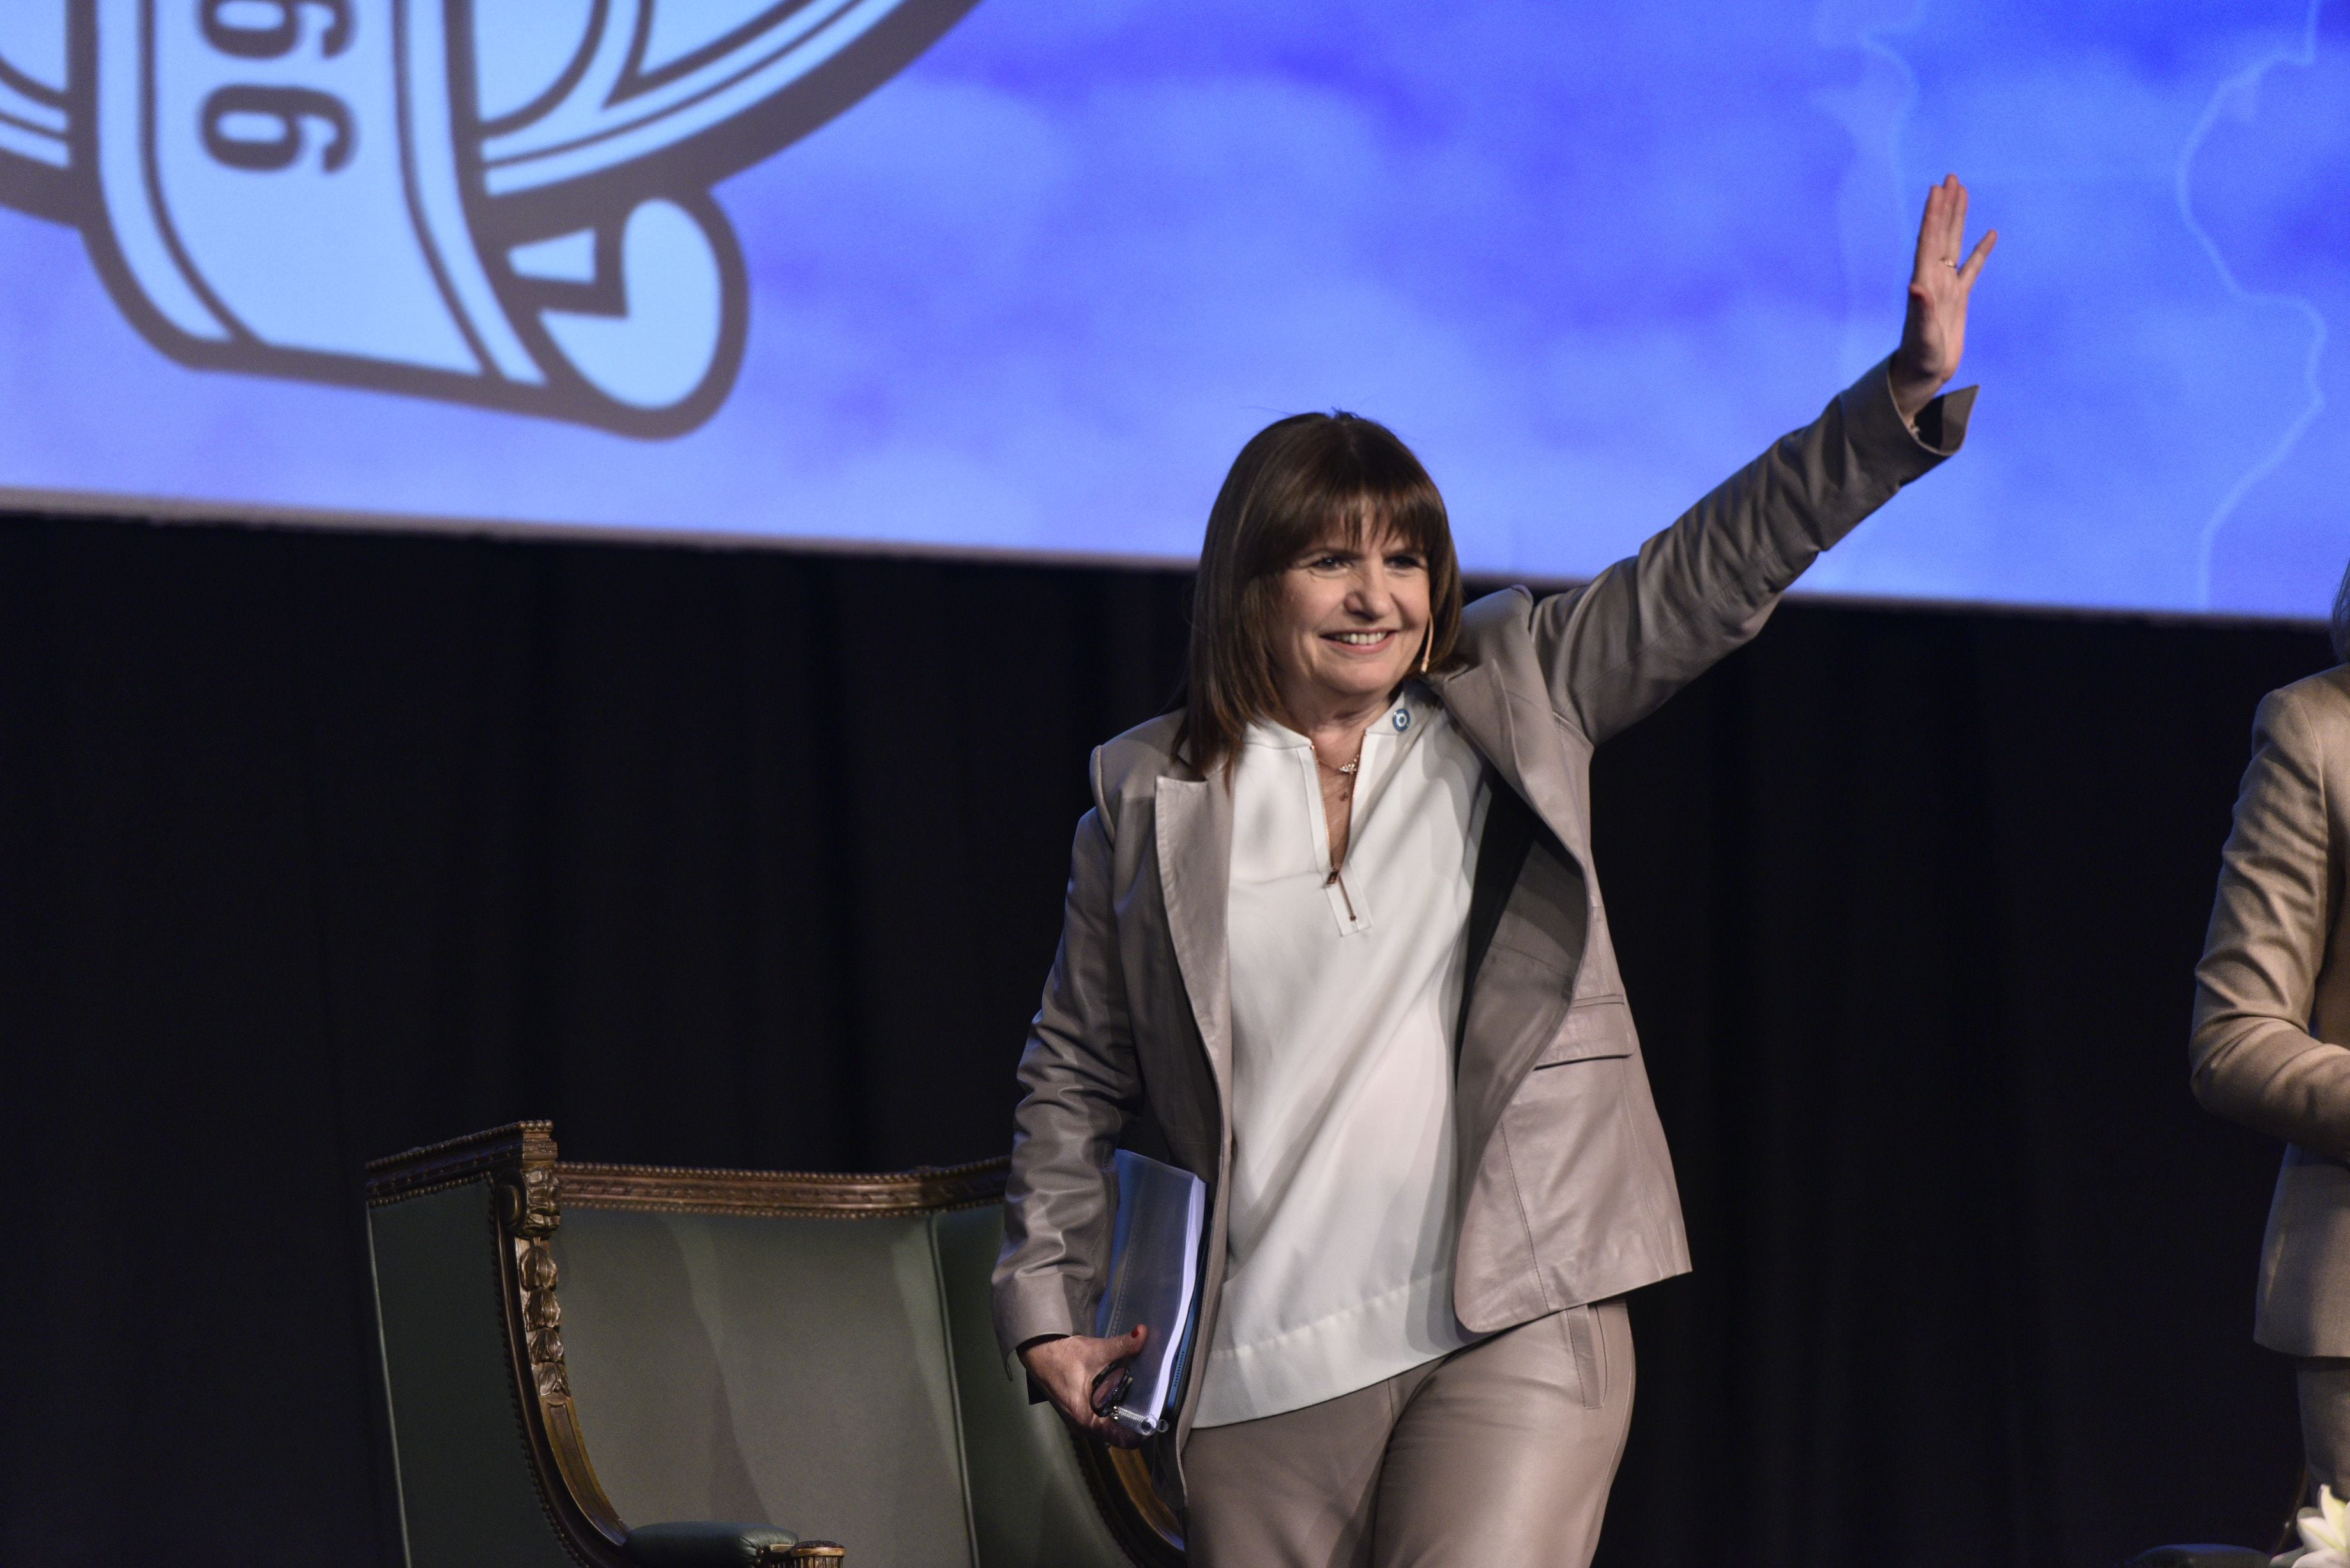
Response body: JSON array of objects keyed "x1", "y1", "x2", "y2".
[{"x1": 0, "y1": 510, "x2": 2325, "y2": 1567}]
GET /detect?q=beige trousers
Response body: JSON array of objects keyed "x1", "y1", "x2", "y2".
[{"x1": 1182, "y1": 1300, "x2": 1634, "y2": 1568}]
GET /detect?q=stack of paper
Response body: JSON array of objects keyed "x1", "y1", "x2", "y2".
[{"x1": 1091, "y1": 1149, "x2": 1208, "y2": 1438}]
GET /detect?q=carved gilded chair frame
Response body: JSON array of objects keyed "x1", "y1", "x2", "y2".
[{"x1": 363, "y1": 1123, "x2": 1181, "y2": 1568}]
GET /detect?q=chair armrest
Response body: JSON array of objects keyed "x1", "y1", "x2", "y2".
[{"x1": 626, "y1": 1521, "x2": 847, "y2": 1567}]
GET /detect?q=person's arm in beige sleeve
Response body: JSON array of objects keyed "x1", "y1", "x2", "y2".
[
  {"x1": 990, "y1": 751, "x2": 1156, "y2": 1447},
  {"x1": 2192, "y1": 686, "x2": 2350, "y2": 1153},
  {"x1": 1529, "y1": 175, "x2": 1994, "y2": 746},
  {"x1": 994, "y1": 762, "x2": 1137, "y2": 1352}
]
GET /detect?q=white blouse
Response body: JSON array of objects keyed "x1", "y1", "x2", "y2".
[{"x1": 1192, "y1": 683, "x2": 1490, "y2": 1428}]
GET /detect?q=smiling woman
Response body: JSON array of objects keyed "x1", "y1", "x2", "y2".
[{"x1": 994, "y1": 180, "x2": 1993, "y2": 1568}]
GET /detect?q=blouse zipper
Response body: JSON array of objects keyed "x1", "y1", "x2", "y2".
[
  {"x1": 1323, "y1": 740, "x2": 1363, "y2": 925},
  {"x1": 1324, "y1": 866, "x2": 1358, "y2": 923}
]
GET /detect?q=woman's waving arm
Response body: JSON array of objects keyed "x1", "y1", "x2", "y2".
[{"x1": 1526, "y1": 177, "x2": 1993, "y2": 746}]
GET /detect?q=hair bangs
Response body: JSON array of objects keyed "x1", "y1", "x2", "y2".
[{"x1": 1239, "y1": 423, "x2": 1446, "y2": 578}]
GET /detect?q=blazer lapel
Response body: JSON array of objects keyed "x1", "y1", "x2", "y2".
[
  {"x1": 1430, "y1": 661, "x2": 1594, "y2": 1189},
  {"x1": 1430, "y1": 661, "x2": 1579, "y2": 844},
  {"x1": 1155, "y1": 772, "x2": 1234, "y2": 1112},
  {"x1": 1430, "y1": 662, "x2": 1519, "y2": 804}
]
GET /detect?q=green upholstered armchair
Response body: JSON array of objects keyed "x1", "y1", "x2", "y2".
[{"x1": 364, "y1": 1124, "x2": 1180, "y2": 1568}]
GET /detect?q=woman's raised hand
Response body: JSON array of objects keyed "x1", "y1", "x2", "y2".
[
  {"x1": 1019, "y1": 1324, "x2": 1151, "y2": 1449},
  {"x1": 1890, "y1": 174, "x2": 1996, "y2": 423}
]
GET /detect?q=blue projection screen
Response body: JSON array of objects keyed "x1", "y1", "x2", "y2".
[{"x1": 0, "y1": 1, "x2": 2342, "y2": 617}]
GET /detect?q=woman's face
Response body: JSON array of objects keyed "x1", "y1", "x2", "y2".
[{"x1": 1268, "y1": 524, "x2": 1431, "y2": 718}]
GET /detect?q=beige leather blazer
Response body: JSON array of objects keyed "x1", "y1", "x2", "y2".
[
  {"x1": 2194, "y1": 665, "x2": 2350, "y2": 1356},
  {"x1": 993, "y1": 361, "x2": 1973, "y2": 1459}
]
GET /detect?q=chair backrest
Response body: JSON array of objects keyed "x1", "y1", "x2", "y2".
[{"x1": 365, "y1": 1124, "x2": 1181, "y2": 1568}]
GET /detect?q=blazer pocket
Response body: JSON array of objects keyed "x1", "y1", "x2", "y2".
[{"x1": 1533, "y1": 994, "x2": 1635, "y2": 1067}]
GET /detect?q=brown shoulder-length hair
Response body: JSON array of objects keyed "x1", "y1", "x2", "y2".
[{"x1": 1176, "y1": 411, "x2": 1464, "y2": 776}]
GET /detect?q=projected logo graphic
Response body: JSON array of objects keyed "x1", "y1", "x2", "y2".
[{"x1": 0, "y1": 1, "x2": 974, "y2": 434}]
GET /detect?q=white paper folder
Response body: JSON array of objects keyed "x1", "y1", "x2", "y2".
[{"x1": 1091, "y1": 1149, "x2": 1208, "y2": 1438}]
